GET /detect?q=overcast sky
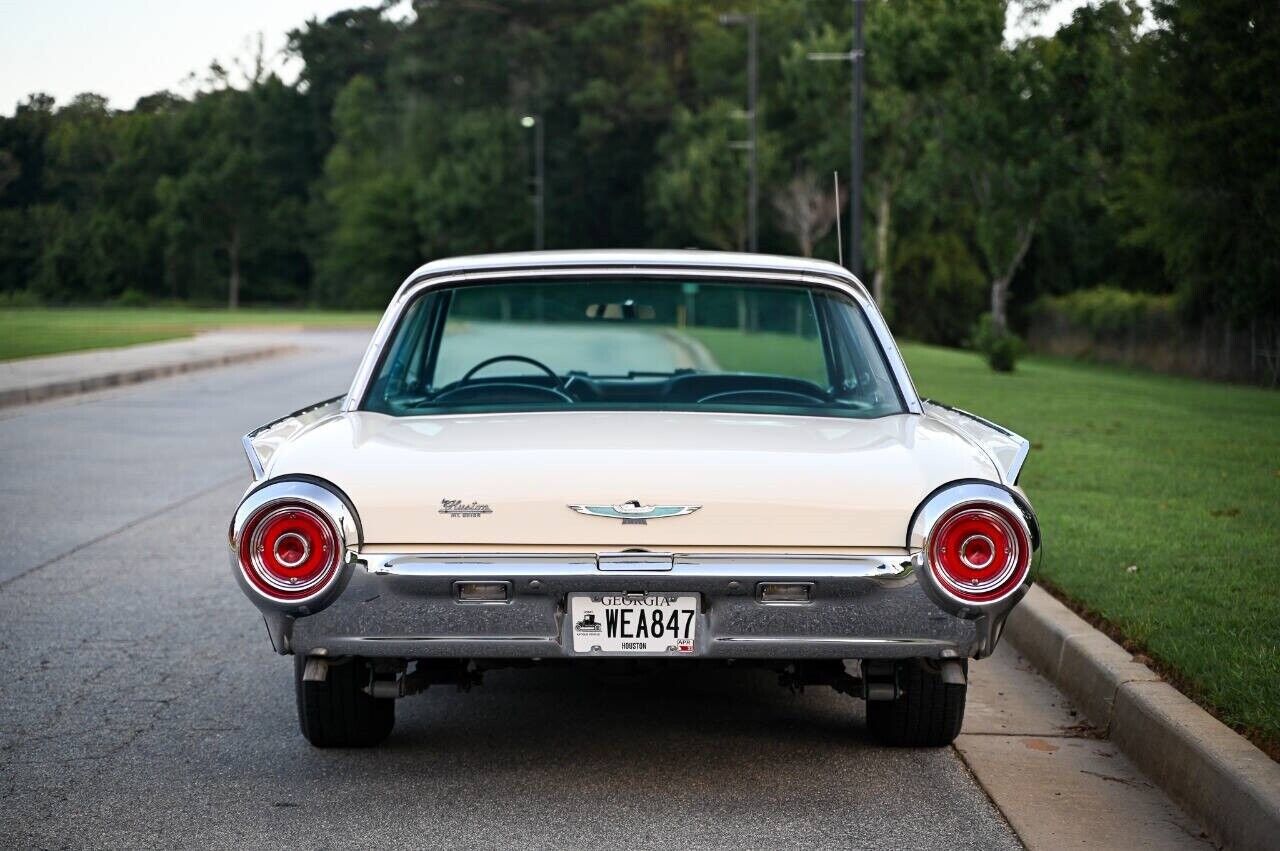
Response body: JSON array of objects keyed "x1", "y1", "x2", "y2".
[{"x1": 0, "y1": 1, "x2": 1089, "y2": 117}]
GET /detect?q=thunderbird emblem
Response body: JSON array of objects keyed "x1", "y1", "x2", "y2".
[{"x1": 568, "y1": 500, "x2": 701, "y2": 525}]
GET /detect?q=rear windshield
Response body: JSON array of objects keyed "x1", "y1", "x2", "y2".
[{"x1": 362, "y1": 277, "x2": 905, "y2": 419}]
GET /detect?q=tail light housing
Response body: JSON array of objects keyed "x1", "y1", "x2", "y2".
[
  {"x1": 926, "y1": 501, "x2": 1031, "y2": 605},
  {"x1": 230, "y1": 479, "x2": 358, "y2": 612},
  {"x1": 238, "y1": 502, "x2": 341, "y2": 601}
]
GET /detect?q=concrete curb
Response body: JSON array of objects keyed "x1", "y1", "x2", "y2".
[
  {"x1": 0, "y1": 343, "x2": 297, "y2": 409},
  {"x1": 1006, "y1": 585, "x2": 1280, "y2": 850}
]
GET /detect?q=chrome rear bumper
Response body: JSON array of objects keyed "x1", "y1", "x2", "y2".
[{"x1": 258, "y1": 551, "x2": 1017, "y2": 661}]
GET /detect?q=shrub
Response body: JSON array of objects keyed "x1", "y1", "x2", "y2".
[
  {"x1": 0, "y1": 289, "x2": 42, "y2": 308},
  {"x1": 115, "y1": 288, "x2": 151, "y2": 307},
  {"x1": 969, "y1": 313, "x2": 1023, "y2": 373},
  {"x1": 1032, "y1": 287, "x2": 1175, "y2": 335}
]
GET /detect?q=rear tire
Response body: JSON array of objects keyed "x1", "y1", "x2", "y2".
[
  {"x1": 295, "y1": 656, "x2": 395, "y2": 748},
  {"x1": 866, "y1": 660, "x2": 966, "y2": 747}
]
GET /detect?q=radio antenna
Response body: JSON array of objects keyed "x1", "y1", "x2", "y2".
[{"x1": 833, "y1": 171, "x2": 844, "y2": 268}]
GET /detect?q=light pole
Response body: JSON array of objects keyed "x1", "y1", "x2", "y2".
[
  {"x1": 808, "y1": 0, "x2": 864, "y2": 278},
  {"x1": 719, "y1": 12, "x2": 758, "y2": 253},
  {"x1": 521, "y1": 114, "x2": 545, "y2": 250}
]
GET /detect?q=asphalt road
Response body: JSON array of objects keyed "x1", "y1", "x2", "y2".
[{"x1": 0, "y1": 332, "x2": 1022, "y2": 849}]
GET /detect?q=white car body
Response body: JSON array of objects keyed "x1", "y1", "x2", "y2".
[{"x1": 229, "y1": 250, "x2": 1039, "y2": 748}]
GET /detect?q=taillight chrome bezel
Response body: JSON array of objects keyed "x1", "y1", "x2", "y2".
[
  {"x1": 229, "y1": 478, "x2": 361, "y2": 612},
  {"x1": 908, "y1": 481, "x2": 1038, "y2": 614},
  {"x1": 927, "y1": 502, "x2": 1031, "y2": 604}
]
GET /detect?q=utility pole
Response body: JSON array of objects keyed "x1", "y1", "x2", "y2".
[
  {"x1": 720, "y1": 12, "x2": 759, "y2": 253},
  {"x1": 808, "y1": 0, "x2": 865, "y2": 278},
  {"x1": 521, "y1": 114, "x2": 545, "y2": 250}
]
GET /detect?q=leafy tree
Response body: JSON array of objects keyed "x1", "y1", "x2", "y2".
[
  {"x1": 944, "y1": 11, "x2": 1062, "y2": 333},
  {"x1": 0, "y1": 0, "x2": 1273, "y2": 373},
  {"x1": 312, "y1": 76, "x2": 420, "y2": 308},
  {"x1": 156, "y1": 77, "x2": 312, "y2": 306},
  {"x1": 415, "y1": 108, "x2": 530, "y2": 260},
  {"x1": 288, "y1": 6, "x2": 403, "y2": 152},
  {"x1": 0, "y1": 96, "x2": 52, "y2": 297},
  {"x1": 1121, "y1": 0, "x2": 1280, "y2": 330},
  {"x1": 1021, "y1": 2, "x2": 1154, "y2": 302},
  {"x1": 649, "y1": 100, "x2": 778, "y2": 251}
]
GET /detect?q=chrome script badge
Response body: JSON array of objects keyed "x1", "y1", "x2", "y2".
[
  {"x1": 439, "y1": 499, "x2": 493, "y2": 518},
  {"x1": 567, "y1": 500, "x2": 700, "y2": 525}
]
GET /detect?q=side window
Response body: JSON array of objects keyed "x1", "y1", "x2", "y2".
[
  {"x1": 371, "y1": 294, "x2": 437, "y2": 400},
  {"x1": 825, "y1": 296, "x2": 898, "y2": 407}
]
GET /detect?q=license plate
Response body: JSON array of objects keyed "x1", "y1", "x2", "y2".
[{"x1": 569, "y1": 593, "x2": 698, "y2": 654}]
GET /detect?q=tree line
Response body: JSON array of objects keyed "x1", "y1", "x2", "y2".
[{"x1": 0, "y1": 0, "x2": 1274, "y2": 353}]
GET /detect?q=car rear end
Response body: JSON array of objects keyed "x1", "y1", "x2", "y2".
[{"x1": 228, "y1": 251, "x2": 1039, "y2": 748}]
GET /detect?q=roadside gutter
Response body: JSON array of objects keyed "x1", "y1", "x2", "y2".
[{"x1": 1006, "y1": 585, "x2": 1280, "y2": 851}]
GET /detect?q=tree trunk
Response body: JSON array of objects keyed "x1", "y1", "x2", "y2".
[
  {"x1": 990, "y1": 275, "x2": 1011, "y2": 333},
  {"x1": 989, "y1": 218, "x2": 1037, "y2": 333},
  {"x1": 227, "y1": 223, "x2": 241, "y2": 310},
  {"x1": 872, "y1": 187, "x2": 891, "y2": 311}
]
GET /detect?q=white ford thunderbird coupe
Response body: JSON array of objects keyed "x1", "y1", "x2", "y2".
[{"x1": 230, "y1": 250, "x2": 1038, "y2": 748}]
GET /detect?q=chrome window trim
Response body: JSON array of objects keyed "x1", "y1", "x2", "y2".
[{"x1": 341, "y1": 261, "x2": 922, "y2": 416}]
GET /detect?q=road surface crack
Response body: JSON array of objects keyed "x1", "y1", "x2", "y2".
[{"x1": 0, "y1": 472, "x2": 245, "y2": 592}]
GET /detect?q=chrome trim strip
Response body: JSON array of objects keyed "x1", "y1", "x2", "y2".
[
  {"x1": 391, "y1": 251, "x2": 867, "y2": 298},
  {"x1": 597, "y1": 552, "x2": 674, "y2": 571},
  {"x1": 242, "y1": 394, "x2": 346, "y2": 482},
  {"x1": 923, "y1": 398, "x2": 1031, "y2": 484},
  {"x1": 341, "y1": 262, "x2": 922, "y2": 415},
  {"x1": 363, "y1": 552, "x2": 917, "y2": 579},
  {"x1": 713, "y1": 637, "x2": 951, "y2": 646},
  {"x1": 924, "y1": 400, "x2": 1012, "y2": 436},
  {"x1": 351, "y1": 636, "x2": 556, "y2": 643},
  {"x1": 1006, "y1": 437, "x2": 1032, "y2": 484},
  {"x1": 241, "y1": 434, "x2": 265, "y2": 480},
  {"x1": 369, "y1": 553, "x2": 596, "y2": 577}
]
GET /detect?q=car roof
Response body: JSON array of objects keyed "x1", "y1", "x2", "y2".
[{"x1": 398, "y1": 249, "x2": 866, "y2": 298}]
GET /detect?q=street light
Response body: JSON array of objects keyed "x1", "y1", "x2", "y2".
[
  {"x1": 521, "y1": 114, "x2": 544, "y2": 250},
  {"x1": 808, "y1": 0, "x2": 865, "y2": 278},
  {"x1": 719, "y1": 11, "x2": 758, "y2": 253}
]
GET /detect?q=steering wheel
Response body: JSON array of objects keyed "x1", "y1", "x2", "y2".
[
  {"x1": 434, "y1": 354, "x2": 573, "y2": 404},
  {"x1": 462, "y1": 354, "x2": 564, "y2": 386}
]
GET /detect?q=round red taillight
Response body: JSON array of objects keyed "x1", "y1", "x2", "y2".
[
  {"x1": 237, "y1": 502, "x2": 341, "y2": 601},
  {"x1": 927, "y1": 502, "x2": 1031, "y2": 604}
]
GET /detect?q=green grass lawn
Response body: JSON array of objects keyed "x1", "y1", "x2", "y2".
[
  {"x1": 687, "y1": 327, "x2": 1280, "y2": 751},
  {"x1": 907, "y1": 344, "x2": 1280, "y2": 751},
  {"x1": 0, "y1": 307, "x2": 380, "y2": 361}
]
